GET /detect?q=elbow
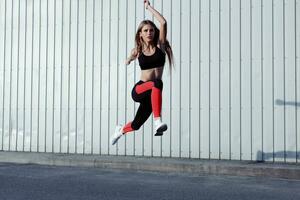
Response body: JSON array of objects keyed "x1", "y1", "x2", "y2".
[
  {"x1": 161, "y1": 20, "x2": 167, "y2": 26},
  {"x1": 160, "y1": 20, "x2": 167, "y2": 30}
]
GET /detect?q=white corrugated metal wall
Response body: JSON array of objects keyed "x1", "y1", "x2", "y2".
[{"x1": 0, "y1": 0, "x2": 299, "y2": 163}]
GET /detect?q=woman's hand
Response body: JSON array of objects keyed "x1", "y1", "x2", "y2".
[
  {"x1": 125, "y1": 59, "x2": 131, "y2": 65},
  {"x1": 144, "y1": 0, "x2": 150, "y2": 9}
]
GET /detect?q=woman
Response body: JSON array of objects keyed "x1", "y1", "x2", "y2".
[{"x1": 110, "y1": 0, "x2": 174, "y2": 145}]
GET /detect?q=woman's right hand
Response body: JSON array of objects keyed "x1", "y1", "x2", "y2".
[{"x1": 144, "y1": 0, "x2": 150, "y2": 9}]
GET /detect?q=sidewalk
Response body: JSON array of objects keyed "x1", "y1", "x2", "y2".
[{"x1": 0, "y1": 151, "x2": 299, "y2": 180}]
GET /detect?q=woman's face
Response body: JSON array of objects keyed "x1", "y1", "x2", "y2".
[{"x1": 140, "y1": 24, "x2": 155, "y2": 43}]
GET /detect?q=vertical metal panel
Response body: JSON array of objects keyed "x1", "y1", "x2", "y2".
[
  {"x1": 180, "y1": 0, "x2": 190, "y2": 158},
  {"x1": 116, "y1": 0, "x2": 126, "y2": 156},
  {"x1": 240, "y1": 0, "x2": 252, "y2": 160},
  {"x1": 109, "y1": 0, "x2": 119, "y2": 156},
  {"x1": 251, "y1": 0, "x2": 263, "y2": 161},
  {"x1": 106, "y1": 0, "x2": 111, "y2": 155},
  {"x1": 68, "y1": 0, "x2": 77, "y2": 154},
  {"x1": 59, "y1": 0, "x2": 64, "y2": 153},
  {"x1": 15, "y1": 0, "x2": 21, "y2": 151},
  {"x1": 91, "y1": 0, "x2": 95, "y2": 154},
  {"x1": 39, "y1": 0, "x2": 45, "y2": 152},
  {"x1": 0, "y1": 0, "x2": 5, "y2": 151},
  {"x1": 98, "y1": 0, "x2": 103, "y2": 154},
  {"x1": 83, "y1": 0, "x2": 87, "y2": 154},
  {"x1": 51, "y1": 0, "x2": 56, "y2": 153},
  {"x1": 73, "y1": 1, "x2": 79, "y2": 153},
  {"x1": 29, "y1": 0, "x2": 34, "y2": 152},
  {"x1": 8, "y1": 0, "x2": 13, "y2": 151},
  {"x1": 0, "y1": 0, "x2": 299, "y2": 163},
  {"x1": 77, "y1": 0, "x2": 85, "y2": 154},
  {"x1": 273, "y1": 0, "x2": 285, "y2": 162},
  {"x1": 161, "y1": 0, "x2": 172, "y2": 158},
  {"x1": 100, "y1": 0, "x2": 109, "y2": 154},
  {"x1": 84, "y1": 0, "x2": 94, "y2": 155},
  {"x1": 2, "y1": 0, "x2": 8, "y2": 151},
  {"x1": 55, "y1": 0, "x2": 63, "y2": 154},
  {"x1": 285, "y1": 0, "x2": 297, "y2": 162},
  {"x1": 114, "y1": 0, "x2": 120, "y2": 155},
  {"x1": 23, "y1": 0, "x2": 30, "y2": 152},
  {"x1": 220, "y1": 0, "x2": 230, "y2": 160},
  {"x1": 262, "y1": 0, "x2": 274, "y2": 162},
  {"x1": 44, "y1": 0, "x2": 49, "y2": 153},
  {"x1": 37, "y1": 0, "x2": 41, "y2": 152},
  {"x1": 170, "y1": 0, "x2": 181, "y2": 158},
  {"x1": 200, "y1": 0, "x2": 210, "y2": 159},
  {"x1": 210, "y1": 0, "x2": 220, "y2": 159},
  {"x1": 124, "y1": 0, "x2": 135, "y2": 156},
  {"x1": 32, "y1": 0, "x2": 40, "y2": 153},
  {"x1": 230, "y1": 0, "x2": 241, "y2": 160},
  {"x1": 92, "y1": 0, "x2": 100, "y2": 155},
  {"x1": 296, "y1": 0, "x2": 300, "y2": 163},
  {"x1": 190, "y1": 0, "x2": 201, "y2": 159},
  {"x1": 60, "y1": 0, "x2": 69, "y2": 153}
]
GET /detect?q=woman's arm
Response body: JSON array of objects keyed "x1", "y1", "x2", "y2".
[
  {"x1": 125, "y1": 48, "x2": 138, "y2": 65},
  {"x1": 144, "y1": 0, "x2": 167, "y2": 44}
]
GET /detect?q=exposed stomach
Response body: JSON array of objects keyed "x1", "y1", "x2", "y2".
[{"x1": 140, "y1": 66, "x2": 164, "y2": 82}]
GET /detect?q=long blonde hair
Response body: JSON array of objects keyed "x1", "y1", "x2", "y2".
[{"x1": 135, "y1": 20, "x2": 174, "y2": 70}]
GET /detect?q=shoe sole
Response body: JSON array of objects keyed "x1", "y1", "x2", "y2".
[
  {"x1": 155, "y1": 132, "x2": 164, "y2": 136},
  {"x1": 111, "y1": 135, "x2": 121, "y2": 145},
  {"x1": 111, "y1": 126, "x2": 122, "y2": 145},
  {"x1": 155, "y1": 124, "x2": 167, "y2": 136}
]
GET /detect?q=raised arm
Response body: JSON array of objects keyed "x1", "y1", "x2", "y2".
[
  {"x1": 125, "y1": 48, "x2": 138, "y2": 65},
  {"x1": 144, "y1": 0, "x2": 167, "y2": 44}
]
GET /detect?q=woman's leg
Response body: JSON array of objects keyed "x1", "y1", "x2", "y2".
[
  {"x1": 134, "y1": 79, "x2": 163, "y2": 118},
  {"x1": 111, "y1": 102, "x2": 152, "y2": 145},
  {"x1": 123, "y1": 99, "x2": 152, "y2": 134},
  {"x1": 132, "y1": 79, "x2": 167, "y2": 135},
  {"x1": 111, "y1": 80, "x2": 165, "y2": 145},
  {"x1": 111, "y1": 82, "x2": 150, "y2": 145}
]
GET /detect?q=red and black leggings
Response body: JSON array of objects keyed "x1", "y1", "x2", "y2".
[{"x1": 123, "y1": 79, "x2": 163, "y2": 134}]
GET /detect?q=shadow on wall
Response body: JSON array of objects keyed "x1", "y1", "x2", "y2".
[
  {"x1": 256, "y1": 100, "x2": 299, "y2": 163},
  {"x1": 256, "y1": 151, "x2": 299, "y2": 162},
  {"x1": 275, "y1": 99, "x2": 300, "y2": 107}
]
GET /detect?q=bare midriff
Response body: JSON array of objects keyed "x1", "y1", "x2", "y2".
[{"x1": 140, "y1": 66, "x2": 164, "y2": 82}]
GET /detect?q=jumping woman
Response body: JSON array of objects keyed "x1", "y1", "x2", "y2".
[{"x1": 110, "y1": 0, "x2": 174, "y2": 145}]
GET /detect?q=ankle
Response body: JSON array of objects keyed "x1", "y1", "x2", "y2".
[
  {"x1": 154, "y1": 117, "x2": 162, "y2": 126},
  {"x1": 154, "y1": 117, "x2": 161, "y2": 121}
]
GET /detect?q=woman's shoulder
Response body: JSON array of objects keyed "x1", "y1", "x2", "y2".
[
  {"x1": 156, "y1": 43, "x2": 166, "y2": 54},
  {"x1": 131, "y1": 47, "x2": 140, "y2": 58}
]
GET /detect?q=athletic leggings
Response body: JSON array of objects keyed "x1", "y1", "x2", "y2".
[{"x1": 122, "y1": 79, "x2": 163, "y2": 134}]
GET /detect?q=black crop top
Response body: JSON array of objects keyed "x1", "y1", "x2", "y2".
[{"x1": 138, "y1": 47, "x2": 166, "y2": 70}]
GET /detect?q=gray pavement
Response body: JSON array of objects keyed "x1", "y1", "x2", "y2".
[
  {"x1": 0, "y1": 151, "x2": 300, "y2": 180},
  {"x1": 0, "y1": 163, "x2": 300, "y2": 200}
]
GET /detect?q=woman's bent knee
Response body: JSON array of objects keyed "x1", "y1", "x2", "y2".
[{"x1": 153, "y1": 79, "x2": 163, "y2": 90}]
